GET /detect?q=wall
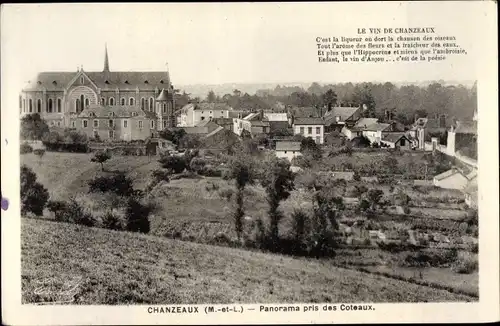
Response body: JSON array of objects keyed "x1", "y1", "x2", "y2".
[
  {"x1": 233, "y1": 118, "x2": 252, "y2": 136},
  {"x1": 363, "y1": 130, "x2": 382, "y2": 144},
  {"x1": 193, "y1": 109, "x2": 229, "y2": 126},
  {"x1": 275, "y1": 150, "x2": 302, "y2": 162},
  {"x1": 75, "y1": 116, "x2": 153, "y2": 141},
  {"x1": 293, "y1": 124, "x2": 324, "y2": 144}
]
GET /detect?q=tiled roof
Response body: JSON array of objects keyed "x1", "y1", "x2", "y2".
[
  {"x1": 382, "y1": 132, "x2": 408, "y2": 143},
  {"x1": 324, "y1": 107, "x2": 359, "y2": 121},
  {"x1": 363, "y1": 122, "x2": 391, "y2": 131},
  {"x1": 243, "y1": 112, "x2": 260, "y2": 121},
  {"x1": 23, "y1": 71, "x2": 171, "y2": 91},
  {"x1": 354, "y1": 118, "x2": 379, "y2": 128},
  {"x1": 455, "y1": 120, "x2": 477, "y2": 135},
  {"x1": 275, "y1": 141, "x2": 301, "y2": 151},
  {"x1": 264, "y1": 113, "x2": 288, "y2": 121},
  {"x1": 250, "y1": 120, "x2": 270, "y2": 127},
  {"x1": 156, "y1": 88, "x2": 169, "y2": 101},
  {"x1": 195, "y1": 102, "x2": 232, "y2": 111},
  {"x1": 434, "y1": 169, "x2": 460, "y2": 181},
  {"x1": 78, "y1": 105, "x2": 154, "y2": 118},
  {"x1": 294, "y1": 117, "x2": 324, "y2": 125}
]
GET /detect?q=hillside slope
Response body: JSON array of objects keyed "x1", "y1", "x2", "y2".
[{"x1": 22, "y1": 219, "x2": 473, "y2": 304}]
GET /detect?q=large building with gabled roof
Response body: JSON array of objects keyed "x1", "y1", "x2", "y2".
[{"x1": 19, "y1": 44, "x2": 176, "y2": 130}]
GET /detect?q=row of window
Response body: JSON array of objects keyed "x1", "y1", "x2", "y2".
[
  {"x1": 100, "y1": 97, "x2": 156, "y2": 110},
  {"x1": 21, "y1": 98, "x2": 63, "y2": 114},
  {"x1": 81, "y1": 119, "x2": 155, "y2": 129},
  {"x1": 299, "y1": 126, "x2": 322, "y2": 135}
]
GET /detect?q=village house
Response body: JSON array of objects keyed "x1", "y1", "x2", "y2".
[
  {"x1": 342, "y1": 118, "x2": 378, "y2": 140},
  {"x1": 323, "y1": 106, "x2": 362, "y2": 132},
  {"x1": 292, "y1": 117, "x2": 325, "y2": 144},
  {"x1": 275, "y1": 141, "x2": 302, "y2": 161},
  {"x1": 433, "y1": 168, "x2": 473, "y2": 190},
  {"x1": 362, "y1": 122, "x2": 392, "y2": 144},
  {"x1": 178, "y1": 102, "x2": 232, "y2": 127},
  {"x1": 74, "y1": 105, "x2": 156, "y2": 141},
  {"x1": 381, "y1": 132, "x2": 412, "y2": 150},
  {"x1": 232, "y1": 111, "x2": 270, "y2": 136},
  {"x1": 264, "y1": 112, "x2": 289, "y2": 132}
]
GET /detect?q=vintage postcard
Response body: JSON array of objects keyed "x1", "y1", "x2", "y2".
[{"x1": 1, "y1": 2, "x2": 498, "y2": 325}]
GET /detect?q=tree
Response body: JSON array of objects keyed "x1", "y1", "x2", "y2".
[
  {"x1": 91, "y1": 151, "x2": 111, "y2": 171},
  {"x1": 321, "y1": 89, "x2": 338, "y2": 112},
  {"x1": 206, "y1": 90, "x2": 217, "y2": 102},
  {"x1": 88, "y1": 173, "x2": 135, "y2": 197},
  {"x1": 353, "y1": 85, "x2": 376, "y2": 118},
  {"x1": 260, "y1": 158, "x2": 295, "y2": 245},
  {"x1": 240, "y1": 129, "x2": 252, "y2": 140},
  {"x1": 300, "y1": 137, "x2": 322, "y2": 160},
  {"x1": 228, "y1": 155, "x2": 256, "y2": 240},
  {"x1": 33, "y1": 148, "x2": 46, "y2": 165},
  {"x1": 158, "y1": 154, "x2": 186, "y2": 173},
  {"x1": 21, "y1": 113, "x2": 49, "y2": 140},
  {"x1": 364, "y1": 189, "x2": 387, "y2": 216},
  {"x1": 159, "y1": 128, "x2": 187, "y2": 146},
  {"x1": 21, "y1": 165, "x2": 49, "y2": 216},
  {"x1": 383, "y1": 155, "x2": 399, "y2": 174}
]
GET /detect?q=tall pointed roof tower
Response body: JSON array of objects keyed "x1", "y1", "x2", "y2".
[{"x1": 103, "y1": 43, "x2": 110, "y2": 72}]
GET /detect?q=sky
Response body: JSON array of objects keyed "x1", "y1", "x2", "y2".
[{"x1": 0, "y1": 2, "x2": 489, "y2": 93}]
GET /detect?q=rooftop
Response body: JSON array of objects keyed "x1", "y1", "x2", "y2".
[
  {"x1": 363, "y1": 122, "x2": 391, "y2": 132},
  {"x1": 324, "y1": 106, "x2": 360, "y2": 121},
  {"x1": 293, "y1": 117, "x2": 324, "y2": 125},
  {"x1": 275, "y1": 141, "x2": 301, "y2": 151},
  {"x1": 382, "y1": 132, "x2": 409, "y2": 143}
]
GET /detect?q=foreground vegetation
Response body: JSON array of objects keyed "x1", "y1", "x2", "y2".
[{"x1": 22, "y1": 218, "x2": 475, "y2": 304}]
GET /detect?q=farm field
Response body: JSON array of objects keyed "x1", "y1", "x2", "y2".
[{"x1": 21, "y1": 218, "x2": 476, "y2": 304}]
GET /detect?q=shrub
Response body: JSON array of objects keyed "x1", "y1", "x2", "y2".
[
  {"x1": 20, "y1": 143, "x2": 33, "y2": 154},
  {"x1": 218, "y1": 188, "x2": 234, "y2": 201},
  {"x1": 190, "y1": 157, "x2": 207, "y2": 174},
  {"x1": 66, "y1": 198, "x2": 96, "y2": 227},
  {"x1": 158, "y1": 154, "x2": 186, "y2": 173},
  {"x1": 150, "y1": 169, "x2": 170, "y2": 186},
  {"x1": 125, "y1": 197, "x2": 155, "y2": 234},
  {"x1": 451, "y1": 252, "x2": 478, "y2": 274},
  {"x1": 401, "y1": 248, "x2": 458, "y2": 268},
  {"x1": 102, "y1": 211, "x2": 124, "y2": 231},
  {"x1": 47, "y1": 200, "x2": 69, "y2": 222},
  {"x1": 33, "y1": 148, "x2": 46, "y2": 162},
  {"x1": 21, "y1": 165, "x2": 49, "y2": 216},
  {"x1": 91, "y1": 151, "x2": 111, "y2": 171},
  {"x1": 88, "y1": 173, "x2": 134, "y2": 197}
]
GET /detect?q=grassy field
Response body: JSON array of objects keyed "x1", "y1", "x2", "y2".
[
  {"x1": 21, "y1": 218, "x2": 475, "y2": 304},
  {"x1": 21, "y1": 152, "x2": 157, "y2": 200}
]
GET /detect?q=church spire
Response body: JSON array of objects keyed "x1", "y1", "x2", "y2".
[{"x1": 103, "y1": 43, "x2": 110, "y2": 72}]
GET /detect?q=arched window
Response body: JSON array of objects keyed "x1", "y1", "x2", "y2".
[
  {"x1": 75, "y1": 99, "x2": 80, "y2": 112},
  {"x1": 129, "y1": 98, "x2": 135, "y2": 106},
  {"x1": 85, "y1": 98, "x2": 90, "y2": 107},
  {"x1": 37, "y1": 99, "x2": 42, "y2": 112},
  {"x1": 29, "y1": 99, "x2": 33, "y2": 112},
  {"x1": 47, "y1": 99, "x2": 53, "y2": 113},
  {"x1": 149, "y1": 97, "x2": 154, "y2": 111},
  {"x1": 121, "y1": 97, "x2": 126, "y2": 105},
  {"x1": 23, "y1": 99, "x2": 26, "y2": 112},
  {"x1": 110, "y1": 98, "x2": 115, "y2": 106},
  {"x1": 79, "y1": 95, "x2": 84, "y2": 112},
  {"x1": 80, "y1": 76, "x2": 84, "y2": 84},
  {"x1": 19, "y1": 96, "x2": 22, "y2": 109},
  {"x1": 101, "y1": 97, "x2": 105, "y2": 106},
  {"x1": 141, "y1": 97, "x2": 145, "y2": 110},
  {"x1": 57, "y1": 98, "x2": 62, "y2": 112}
]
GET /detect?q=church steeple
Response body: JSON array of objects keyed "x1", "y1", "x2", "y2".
[{"x1": 103, "y1": 43, "x2": 110, "y2": 72}]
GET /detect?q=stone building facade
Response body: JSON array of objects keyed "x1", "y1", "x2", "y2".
[{"x1": 19, "y1": 45, "x2": 176, "y2": 130}]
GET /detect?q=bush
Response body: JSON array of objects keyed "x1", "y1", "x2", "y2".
[
  {"x1": 66, "y1": 198, "x2": 96, "y2": 227},
  {"x1": 102, "y1": 211, "x2": 124, "y2": 231},
  {"x1": 125, "y1": 197, "x2": 155, "y2": 234},
  {"x1": 21, "y1": 165, "x2": 49, "y2": 216},
  {"x1": 158, "y1": 154, "x2": 186, "y2": 173},
  {"x1": 218, "y1": 188, "x2": 234, "y2": 201},
  {"x1": 290, "y1": 209, "x2": 310, "y2": 253},
  {"x1": 33, "y1": 148, "x2": 46, "y2": 161},
  {"x1": 88, "y1": 173, "x2": 134, "y2": 197},
  {"x1": 20, "y1": 143, "x2": 33, "y2": 154},
  {"x1": 451, "y1": 252, "x2": 478, "y2": 274},
  {"x1": 91, "y1": 151, "x2": 111, "y2": 171},
  {"x1": 190, "y1": 157, "x2": 207, "y2": 174},
  {"x1": 47, "y1": 200, "x2": 69, "y2": 222},
  {"x1": 402, "y1": 248, "x2": 458, "y2": 268}
]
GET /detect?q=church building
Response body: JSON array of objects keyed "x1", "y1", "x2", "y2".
[{"x1": 19, "y1": 45, "x2": 176, "y2": 131}]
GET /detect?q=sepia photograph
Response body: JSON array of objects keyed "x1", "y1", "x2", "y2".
[{"x1": 1, "y1": 2, "x2": 498, "y2": 325}]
